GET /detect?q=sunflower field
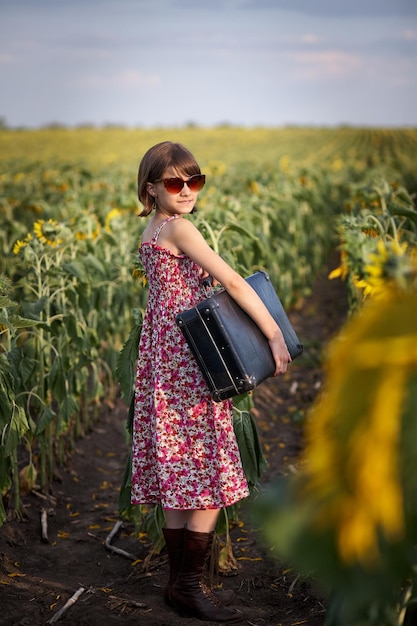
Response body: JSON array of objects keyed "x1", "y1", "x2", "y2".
[{"x1": 1, "y1": 126, "x2": 417, "y2": 623}]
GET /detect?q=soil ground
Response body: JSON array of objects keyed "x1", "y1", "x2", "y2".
[{"x1": 0, "y1": 257, "x2": 347, "y2": 626}]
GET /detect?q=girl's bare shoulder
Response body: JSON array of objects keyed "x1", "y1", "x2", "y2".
[{"x1": 166, "y1": 215, "x2": 201, "y2": 238}]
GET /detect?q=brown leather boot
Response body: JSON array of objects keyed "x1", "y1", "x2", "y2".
[
  {"x1": 170, "y1": 528, "x2": 242, "y2": 622},
  {"x1": 162, "y1": 527, "x2": 184, "y2": 607},
  {"x1": 163, "y1": 527, "x2": 235, "y2": 608}
]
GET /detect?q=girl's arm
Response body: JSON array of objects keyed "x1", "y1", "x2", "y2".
[{"x1": 166, "y1": 218, "x2": 291, "y2": 375}]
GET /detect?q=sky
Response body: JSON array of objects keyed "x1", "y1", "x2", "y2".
[{"x1": 0, "y1": 0, "x2": 416, "y2": 128}]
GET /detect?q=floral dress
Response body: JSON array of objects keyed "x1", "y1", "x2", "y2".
[{"x1": 131, "y1": 215, "x2": 250, "y2": 510}]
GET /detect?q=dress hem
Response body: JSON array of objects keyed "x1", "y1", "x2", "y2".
[{"x1": 130, "y1": 494, "x2": 249, "y2": 510}]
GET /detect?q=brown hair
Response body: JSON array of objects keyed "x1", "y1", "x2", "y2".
[{"x1": 137, "y1": 141, "x2": 201, "y2": 217}]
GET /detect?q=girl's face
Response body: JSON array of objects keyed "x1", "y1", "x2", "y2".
[{"x1": 148, "y1": 167, "x2": 202, "y2": 217}]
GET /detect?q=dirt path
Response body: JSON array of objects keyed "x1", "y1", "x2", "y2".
[{"x1": 0, "y1": 260, "x2": 347, "y2": 626}]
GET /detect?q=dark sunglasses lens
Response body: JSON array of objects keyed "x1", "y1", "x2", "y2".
[
  {"x1": 164, "y1": 178, "x2": 184, "y2": 193},
  {"x1": 188, "y1": 175, "x2": 206, "y2": 191},
  {"x1": 163, "y1": 175, "x2": 206, "y2": 193}
]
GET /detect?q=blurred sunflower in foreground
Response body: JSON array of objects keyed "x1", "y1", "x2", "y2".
[{"x1": 257, "y1": 264, "x2": 417, "y2": 626}]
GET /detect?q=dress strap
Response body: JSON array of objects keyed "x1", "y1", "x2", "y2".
[{"x1": 150, "y1": 214, "x2": 180, "y2": 244}]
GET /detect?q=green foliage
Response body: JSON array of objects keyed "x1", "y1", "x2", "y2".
[
  {"x1": 115, "y1": 310, "x2": 143, "y2": 401},
  {"x1": 0, "y1": 126, "x2": 416, "y2": 533},
  {"x1": 233, "y1": 394, "x2": 267, "y2": 488}
]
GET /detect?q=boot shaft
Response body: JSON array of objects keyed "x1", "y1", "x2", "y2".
[
  {"x1": 178, "y1": 528, "x2": 214, "y2": 577},
  {"x1": 162, "y1": 526, "x2": 184, "y2": 606},
  {"x1": 162, "y1": 527, "x2": 184, "y2": 575}
]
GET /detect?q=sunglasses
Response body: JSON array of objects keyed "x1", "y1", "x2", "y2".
[{"x1": 155, "y1": 174, "x2": 206, "y2": 194}]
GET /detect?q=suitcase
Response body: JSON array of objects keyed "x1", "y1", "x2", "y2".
[{"x1": 176, "y1": 271, "x2": 303, "y2": 401}]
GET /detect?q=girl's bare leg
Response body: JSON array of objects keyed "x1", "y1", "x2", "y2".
[{"x1": 164, "y1": 508, "x2": 220, "y2": 532}]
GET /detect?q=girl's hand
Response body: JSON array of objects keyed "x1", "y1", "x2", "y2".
[
  {"x1": 269, "y1": 333, "x2": 291, "y2": 376},
  {"x1": 199, "y1": 269, "x2": 220, "y2": 288}
]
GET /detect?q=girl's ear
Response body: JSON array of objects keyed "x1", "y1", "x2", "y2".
[{"x1": 146, "y1": 182, "x2": 156, "y2": 197}]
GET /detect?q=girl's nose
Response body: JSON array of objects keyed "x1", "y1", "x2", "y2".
[{"x1": 180, "y1": 182, "x2": 192, "y2": 194}]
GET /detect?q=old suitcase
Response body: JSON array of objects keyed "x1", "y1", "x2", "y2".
[{"x1": 176, "y1": 271, "x2": 303, "y2": 401}]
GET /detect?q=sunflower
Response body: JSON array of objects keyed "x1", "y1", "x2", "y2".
[
  {"x1": 301, "y1": 291, "x2": 417, "y2": 567},
  {"x1": 33, "y1": 219, "x2": 63, "y2": 247},
  {"x1": 13, "y1": 233, "x2": 33, "y2": 255},
  {"x1": 357, "y1": 239, "x2": 411, "y2": 298},
  {"x1": 132, "y1": 254, "x2": 147, "y2": 287},
  {"x1": 328, "y1": 249, "x2": 349, "y2": 281},
  {"x1": 104, "y1": 208, "x2": 123, "y2": 232},
  {"x1": 205, "y1": 160, "x2": 227, "y2": 177},
  {"x1": 279, "y1": 155, "x2": 290, "y2": 173},
  {"x1": 73, "y1": 214, "x2": 101, "y2": 241}
]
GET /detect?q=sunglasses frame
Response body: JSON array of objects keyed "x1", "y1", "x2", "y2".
[{"x1": 154, "y1": 174, "x2": 206, "y2": 194}]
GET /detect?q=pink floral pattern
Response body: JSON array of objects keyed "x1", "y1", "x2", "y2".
[{"x1": 131, "y1": 215, "x2": 249, "y2": 510}]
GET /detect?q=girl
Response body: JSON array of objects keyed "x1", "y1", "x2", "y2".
[{"x1": 131, "y1": 141, "x2": 290, "y2": 622}]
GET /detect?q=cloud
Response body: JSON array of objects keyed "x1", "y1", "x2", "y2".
[
  {"x1": 289, "y1": 50, "x2": 362, "y2": 81},
  {"x1": 286, "y1": 45, "x2": 415, "y2": 90},
  {"x1": 73, "y1": 68, "x2": 160, "y2": 89},
  {"x1": 117, "y1": 69, "x2": 160, "y2": 87},
  {"x1": 401, "y1": 28, "x2": 417, "y2": 40},
  {"x1": 301, "y1": 34, "x2": 319, "y2": 44},
  {"x1": 240, "y1": 0, "x2": 417, "y2": 18},
  {"x1": 362, "y1": 55, "x2": 416, "y2": 86}
]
